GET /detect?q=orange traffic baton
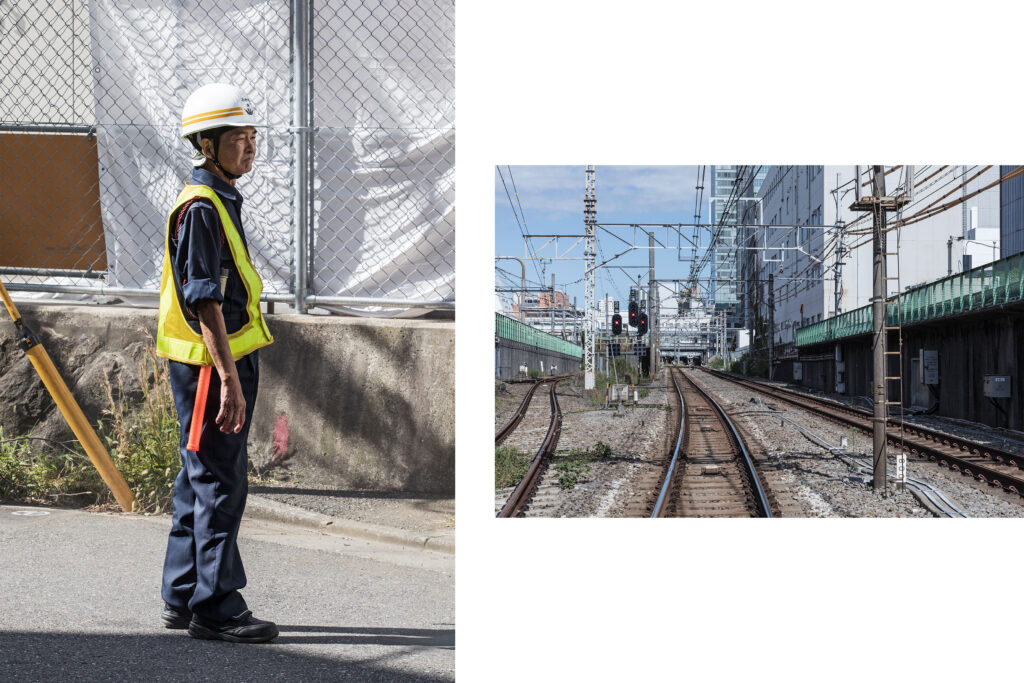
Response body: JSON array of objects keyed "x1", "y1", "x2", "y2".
[{"x1": 186, "y1": 365, "x2": 212, "y2": 451}]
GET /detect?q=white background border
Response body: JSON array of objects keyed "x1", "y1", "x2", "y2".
[{"x1": 456, "y1": 2, "x2": 1023, "y2": 679}]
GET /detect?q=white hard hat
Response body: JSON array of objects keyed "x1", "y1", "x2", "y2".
[
  {"x1": 181, "y1": 83, "x2": 258, "y2": 139},
  {"x1": 180, "y1": 83, "x2": 259, "y2": 168}
]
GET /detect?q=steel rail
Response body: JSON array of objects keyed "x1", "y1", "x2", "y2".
[
  {"x1": 751, "y1": 398, "x2": 968, "y2": 518},
  {"x1": 495, "y1": 377, "x2": 555, "y2": 445},
  {"x1": 709, "y1": 369, "x2": 1024, "y2": 471},
  {"x1": 651, "y1": 368, "x2": 687, "y2": 518},
  {"x1": 497, "y1": 380, "x2": 563, "y2": 518},
  {"x1": 682, "y1": 371, "x2": 773, "y2": 518},
  {"x1": 706, "y1": 369, "x2": 1024, "y2": 498}
]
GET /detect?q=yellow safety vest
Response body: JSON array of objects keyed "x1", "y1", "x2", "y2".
[{"x1": 156, "y1": 184, "x2": 274, "y2": 365}]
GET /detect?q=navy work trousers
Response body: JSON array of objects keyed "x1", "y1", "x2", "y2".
[{"x1": 160, "y1": 351, "x2": 259, "y2": 622}]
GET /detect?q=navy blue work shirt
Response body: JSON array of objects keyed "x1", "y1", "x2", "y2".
[{"x1": 172, "y1": 168, "x2": 252, "y2": 334}]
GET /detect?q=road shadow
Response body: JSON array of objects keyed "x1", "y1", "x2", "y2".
[
  {"x1": 275, "y1": 625, "x2": 454, "y2": 648},
  {"x1": 0, "y1": 631, "x2": 452, "y2": 682}
]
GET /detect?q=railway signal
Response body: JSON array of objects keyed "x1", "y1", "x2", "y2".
[
  {"x1": 628, "y1": 300, "x2": 638, "y2": 327},
  {"x1": 611, "y1": 313, "x2": 622, "y2": 336},
  {"x1": 637, "y1": 311, "x2": 648, "y2": 337}
]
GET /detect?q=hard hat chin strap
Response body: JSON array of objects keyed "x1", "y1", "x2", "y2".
[
  {"x1": 211, "y1": 156, "x2": 241, "y2": 181},
  {"x1": 192, "y1": 132, "x2": 241, "y2": 180}
]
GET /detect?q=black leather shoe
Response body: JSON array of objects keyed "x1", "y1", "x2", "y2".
[
  {"x1": 188, "y1": 610, "x2": 279, "y2": 643},
  {"x1": 162, "y1": 602, "x2": 192, "y2": 629}
]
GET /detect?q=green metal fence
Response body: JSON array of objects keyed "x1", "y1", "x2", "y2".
[
  {"x1": 495, "y1": 313, "x2": 583, "y2": 359},
  {"x1": 796, "y1": 252, "x2": 1024, "y2": 347}
]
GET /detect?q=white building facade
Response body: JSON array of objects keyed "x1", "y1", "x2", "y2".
[{"x1": 751, "y1": 165, "x2": 1002, "y2": 349}]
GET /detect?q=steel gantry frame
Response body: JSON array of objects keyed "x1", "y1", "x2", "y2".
[{"x1": 584, "y1": 165, "x2": 597, "y2": 389}]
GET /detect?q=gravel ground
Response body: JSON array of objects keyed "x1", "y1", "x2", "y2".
[
  {"x1": 691, "y1": 371, "x2": 1024, "y2": 518},
  {"x1": 250, "y1": 483, "x2": 455, "y2": 532},
  {"x1": 495, "y1": 376, "x2": 673, "y2": 517},
  {"x1": 494, "y1": 381, "x2": 535, "y2": 434},
  {"x1": 754, "y1": 378, "x2": 1024, "y2": 457}
]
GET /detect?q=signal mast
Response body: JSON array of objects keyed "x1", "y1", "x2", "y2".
[{"x1": 584, "y1": 165, "x2": 597, "y2": 389}]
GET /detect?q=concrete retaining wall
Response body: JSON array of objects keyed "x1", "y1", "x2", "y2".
[
  {"x1": 494, "y1": 338, "x2": 581, "y2": 379},
  {"x1": 0, "y1": 305, "x2": 454, "y2": 494},
  {"x1": 795, "y1": 310, "x2": 1024, "y2": 430}
]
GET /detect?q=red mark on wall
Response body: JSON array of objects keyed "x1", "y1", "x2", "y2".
[{"x1": 270, "y1": 413, "x2": 290, "y2": 466}]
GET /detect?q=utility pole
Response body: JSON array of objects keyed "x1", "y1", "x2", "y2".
[
  {"x1": 833, "y1": 222, "x2": 845, "y2": 317},
  {"x1": 768, "y1": 272, "x2": 774, "y2": 380},
  {"x1": 550, "y1": 273, "x2": 555, "y2": 337},
  {"x1": 648, "y1": 232, "x2": 657, "y2": 375},
  {"x1": 850, "y1": 165, "x2": 908, "y2": 495},
  {"x1": 584, "y1": 166, "x2": 596, "y2": 389}
]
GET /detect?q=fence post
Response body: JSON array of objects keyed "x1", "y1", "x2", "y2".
[{"x1": 291, "y1": 0, "x2": 310, "y2": 314}]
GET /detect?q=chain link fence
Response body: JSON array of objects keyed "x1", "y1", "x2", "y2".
[{"x1": 0, "y1": 0, "x2": 454, "y2": 312}]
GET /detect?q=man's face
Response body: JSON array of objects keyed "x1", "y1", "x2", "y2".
[{"x1": 204, "y1": 126, "x2": 257, "y2": 176}]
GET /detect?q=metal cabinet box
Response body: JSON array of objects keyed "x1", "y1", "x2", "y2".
[{"x1": 983, "y1": 375, "x2": 1012, "y2": 398}]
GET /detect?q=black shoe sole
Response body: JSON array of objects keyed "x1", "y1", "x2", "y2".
[
  {"x1": 162, "y1": 613, "x2": 192, "y2": 629},
  {"x1": 188, "y1": 621, "x2": 279, "y2": 643}
]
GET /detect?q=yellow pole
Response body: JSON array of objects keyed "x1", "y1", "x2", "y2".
[{"x1": 0, "y1": 280, "x2": 138, "y2": 512}]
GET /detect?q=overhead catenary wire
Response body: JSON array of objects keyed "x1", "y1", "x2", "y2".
[
  {"x1": 689, "y1": 165, "x2": 764, "y2": 292},
  {"x1": 756, "y1": 164, "x2": 1023, "y2": 308},
  {"x1": 497, "y1": 166, "x2": 545, "y2": 287}
]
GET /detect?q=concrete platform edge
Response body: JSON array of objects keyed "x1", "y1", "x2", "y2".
[{"x1": 245, "y1": 495, "x2": 454, "y2": 555}]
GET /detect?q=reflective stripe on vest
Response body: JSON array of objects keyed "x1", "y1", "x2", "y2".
[{"x1": 156, "y1": 184, "x2": 273, "y2": 365}]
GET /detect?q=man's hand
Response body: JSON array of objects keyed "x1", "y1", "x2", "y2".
[
  {"x1": 216, "y1": 374, "x2": 246, "y2": 434},
  {"x1": 196, "y1": 299, "x2": 246, "y2": 434}
]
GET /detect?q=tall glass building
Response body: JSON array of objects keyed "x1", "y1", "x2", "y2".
[
  {"x1": 710, "y1": 165, "x2": 739, "y2": 310},
  {"x1": 710, "y1": 165, "x2": 767, "y2": 333}
]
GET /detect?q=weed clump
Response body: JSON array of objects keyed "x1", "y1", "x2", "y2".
[
  {"x1": 0, "y1": 427, "x2": 101, "y2": 503},
  {"x1": 495, "y1": 445, "x2": 532, "y2": 489},
  {"x1": 0, "y1": 345, "x2": 182, "y2": 514},
  {"x1": 552, "y1": 441, "x2": 611, "y2": 489},
  {"x1": 99, "y1": 347, "x2": 181, "y2": 513}
]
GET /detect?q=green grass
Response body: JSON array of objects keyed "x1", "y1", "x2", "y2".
[
  {"x1": 0, "y1": 345, "x2": 183, "y2": 514},
  {"x1": 98, "y1": 348, "x2": 182, "y2": 513},
  {"x1": 495, "y1": 445, "x2": 532, "y2": 489},
  {"x1": 0, "y1": 428, "x2": 102, "y2": 504},
  {"x1": 551, "y1": 442, "x2": 610, "y2": 489}
]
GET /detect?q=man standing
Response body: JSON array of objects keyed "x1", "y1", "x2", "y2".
[{"x1": 156, "y1": 83, "x2": 277, "y2": 643}]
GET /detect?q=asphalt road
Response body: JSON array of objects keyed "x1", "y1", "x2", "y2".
[{"x1": 0, "y1": 505, "x2": 454, "y2": 682}]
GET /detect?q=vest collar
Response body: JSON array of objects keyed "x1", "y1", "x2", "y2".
[{"x1": 191, "y1": 167, "x2": 240, "y2": 203}]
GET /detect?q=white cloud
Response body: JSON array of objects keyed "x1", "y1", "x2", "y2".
[{"x1": 495, "y1": 165, "x2": 705, "y2": 222}]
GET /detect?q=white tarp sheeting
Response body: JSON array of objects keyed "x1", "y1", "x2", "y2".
[{"x1": 88, "y1": 0, "x2": 454, "y2": 302}]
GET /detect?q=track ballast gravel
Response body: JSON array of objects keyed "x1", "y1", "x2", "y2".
[{"x1": 690, "y1": 370, "x2": 1024, "y2": 518}]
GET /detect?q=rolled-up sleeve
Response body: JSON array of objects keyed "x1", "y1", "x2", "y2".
[{"x1": 175, "y1": 201, "x2": 224, "y2": 310}]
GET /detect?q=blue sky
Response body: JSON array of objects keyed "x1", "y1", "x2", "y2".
[{"x1": 494, "y1": 165, "x2": 709, "y2": 309}]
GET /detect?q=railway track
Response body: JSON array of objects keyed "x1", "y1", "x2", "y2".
[
  {"x1": 495, "y1": 376, "x2": 567, "y2": 446},
  {"x1": 496, "y1": 379, "x2": 563, "y2": 518},
  {"x1": 706, "y1": 369, "x2": 1024, "y2": 499},
  {"x1": 649, "y1": 368, "x2": 772, "y2": 518}
]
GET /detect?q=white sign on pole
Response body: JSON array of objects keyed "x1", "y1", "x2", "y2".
[{"x1": 895, "y1": 452, "x2": 907, "y2": 491}]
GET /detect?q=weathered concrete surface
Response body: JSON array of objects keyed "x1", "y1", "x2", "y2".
[
  {"x1": 0, "y1": 304, "x2": 454, "y2": 494},
  {"x1": 253, "y1": 314, "x2": 454, "y2": 494},
  {"x1": 494, "y1": 337, "x2": 581, "y2": 380}
]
